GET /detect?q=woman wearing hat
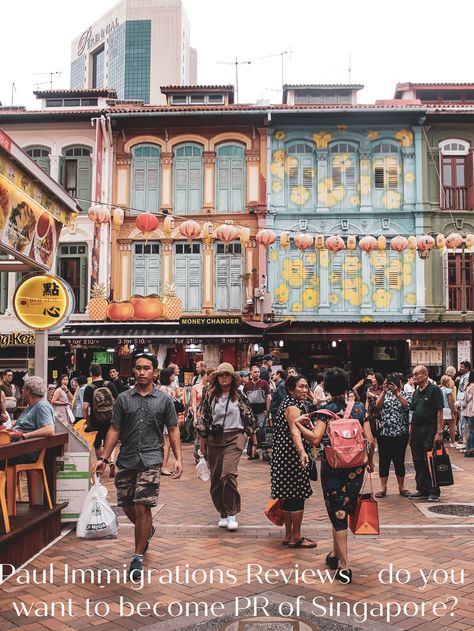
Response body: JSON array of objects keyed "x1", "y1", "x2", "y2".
[{"x1": 197, "y1": 363, "x2": 257, "y2": 531}]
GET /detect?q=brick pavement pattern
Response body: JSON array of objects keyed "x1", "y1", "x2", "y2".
[{"x1": 0, "y1": 445, "x2": 473, "y2": 630}]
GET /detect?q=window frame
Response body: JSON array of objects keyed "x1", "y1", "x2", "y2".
[
  {"x1": 173, "y1": 142, "x2": 203, "y2": 214},
  {"x1": 284, "y1": 141, "x2": 317, "y2": 211},
  {"x1": 215, "y1": 142, "x2": 246, "y2": 212},
  {"x1": 56, "y1": 243, "x2": 88, "y2": 313},
  {"x1": 130, "y1": 143, "x2": 161, "y2": 212}
]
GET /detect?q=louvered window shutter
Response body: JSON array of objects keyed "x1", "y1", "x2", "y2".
[
  {"x1": 133, "y1": 255, "x2": 147, "y2": 295},
  {"x1": 386, "y1": 157, "x2": 399, "y2": 190},
  {"x1": 133, "y1": 157, "x2": 146, "y2": 211},
  {"x1": 374, "y1": 167, "x2": 385, "y2": 189},
  {"x1": 332, "y1": 163, "x2": 342, "y2": 188},
  {"x1": 187, "y1": 254, "x2": 202, "y2": 311},
  {"x1": 231, "y1": 158, "x2": 244, "y2": 211},
  {"x1": 147, "y1": 256, "x2": 161, "y2": 294},
  {"x1": 174, "y1": 256, "x2": 188, "y2": 307},
  {"x1": 215, "y1": 256, "x2": 229, "y2": 310},
  {"x1": 301, "y1": 156, "x2": 314, "y2": 204},
  {"x1": 174, "y1": 159, "x2": 188, "y2": 213},
  {"x1": 188, "y1": 157, "x2": 202, "y2": 212},
  {"x1": 217, "y1": 157, "x2": 230, "y2": 211},
  {"x1": 76, "y1": 156, "x2": 91, "y2": 211},
  {"x1": 146, "y1": 159, "x2": 160, "y2": 212},
  {"x1": 230, "y1": 255, "x2": 243, "y2": 310},
  {"x1": 332, "y1": 254, "x2": 343, "y2": 289}
]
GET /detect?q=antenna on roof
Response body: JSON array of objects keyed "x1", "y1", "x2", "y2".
[
  {"x1": 348, "y1": 54, "x2": 352, "y2": 84},
  {"x1": 259, "y1": 47, "x2": 293, "y2": 87},
  {"x1": 11, "y1": 83, "x2": 16, "y2": 107},
  {"x1": 33, "y1": 70, "x2": 62, "y2": 90},
  {"x1": 217, "y1": 57, "x2": 252, "y2": 103}
]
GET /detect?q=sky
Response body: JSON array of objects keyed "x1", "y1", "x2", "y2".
[{"x1": 1, "y1": 0, "x2": 474, "y2": 109}]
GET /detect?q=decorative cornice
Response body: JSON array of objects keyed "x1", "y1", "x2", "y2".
[
  {"x1": 116, "y1": 153, "x2": 131, "y2": 166},
  {"x1": 117, "y1": 240, "x2": 132, "y2": 252},
  {"x1": 161, "y1": 152, "x2": 173, "y2": 165},
  {"x1": 203, "y1": 151, "x2": 216, "y2": 164},
  {"x1": 245, "y1": 149, "x2": 260, "y2": 163}
]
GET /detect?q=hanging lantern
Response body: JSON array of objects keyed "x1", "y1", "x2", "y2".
[
  {"x1": 466, "y1": 234, "x2": 474, "y2": 249},
  {"x1": 407, "y1": 236, "x2": 417, "y2": 250},
  {"x1": 136, "y1": 212, "x2": 159, "y2": 238},
  {"x1": 377, "y1": 235, "x2": 387, "y2": 251},
  {"x1": 294, "y1": 233, "x2": 314, "y2": 251},
  {"x1": 255, "y1": 228, "x2": 277, "y2": 247},
  {"x1": 417, "y1": 235, "x2": 435, "y2": 252},
  {"x1": 216, "y1": 223, "x2": 239, "y2": 243},
  {"x1": 179, "y1": 219, "x2": 201, "y2": 241},
  {"x1": 202, "y1": 221, "x2": 213, "y2": 243},
  {"x1": 111, "y1": 207, "x2": 124, "y2": 230},
  {"x1": 347, "y1": 235, "x2": 357, "y2": 251},
  {"x1": 359, "y1": 235, "x2": 378, "y2": 253},
  {"x1": 314, "y1": 234, "x2": 325, "y2": 250},
  {"x1": 390, "y1": 235, "x2": 408, "y2": 252},
  {"x1": 445, "y1": 232, "x2": 463, "y2": 249},
  {"x1": 436, "y1": 234, "x2": 445, "y2": 249},
  {"x1": 280, "y1": 231, "x2": 290, "y2": 250},
  {"x1": 239, "y1": 227, "x2": 251, "y2": 248},
  {"x1": 163, "y1": 215, "x2": 174, "y2": 238},
  {"x1": 326, "y1": 235, "x2": 345, "y2": 253},
  {"x1": 88, "y1": 203, "x2": 110, "y2": 224}
]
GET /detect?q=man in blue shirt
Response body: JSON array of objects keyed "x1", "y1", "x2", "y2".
[{"x1": 10, "y1": 376, "x2": 55, "y2": 465}]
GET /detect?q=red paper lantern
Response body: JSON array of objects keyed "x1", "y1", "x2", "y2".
[
  {"x1": 417, "y1": 235, "x2": 435, "y2": 252},
  {"x1": 88, "y1": 204, "x2": 110, "y2": 224},
  {"x1": 256, "y1": 229, "x2": 277, "y2": 247},
  {"x1": 294, "y1": 233, "x2": 314, "y2": 251},
  {"x1": 445, "y1": 233, "x2": 463, "y2": 249},
  {"x1": 216, "y1": 223, "x2": 239, "y2": 243},
  {"x1": 136, "y1": 212, "x2": 159, "y2": 238},
  {"x1": 239, "y1": 227, "x2": 251, "y2": 247},
  {"x1": 179, "y1": 219, "x2": 201, "y2": 240},
  {"x1": 326, "y1": 235, "x2": 345, "y2": 253},
  {"x1": 359, "y1": 235, "x2": 378, "y2": 253},
  {"x1": 390, "y1": 236, "x2": 408, "y2": 252}
]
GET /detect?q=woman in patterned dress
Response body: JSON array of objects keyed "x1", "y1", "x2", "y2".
[
  {"x1": 51, "y1": 374, "x2": 74, "y2": 424},
  {"x1": 270, "y1": 375, "x2": 316, "y2": 548}
]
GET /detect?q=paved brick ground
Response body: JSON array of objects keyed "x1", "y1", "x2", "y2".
[{"x1": 0, "y1": 444, "x2": 472, "y2": 631}]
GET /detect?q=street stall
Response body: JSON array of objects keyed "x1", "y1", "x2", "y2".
[{"x1": 0, "y1": 129, "x2": 80, "y2": 570}]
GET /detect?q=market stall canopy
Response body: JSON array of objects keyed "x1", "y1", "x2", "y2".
[{"x1": 0, "y1": 129, "x2": 80, "y2": 272}]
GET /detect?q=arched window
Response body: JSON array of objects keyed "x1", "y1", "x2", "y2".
[
  {"x1": 372, "y1": 142, "x2": 401, "y2": 210},
  {"x1": 439, "y1": 139, "x2": 472, "y2": 210},
  {"x1": 173, "y1": 143, "x2": 203, "y2": 214},
  {"x1": 131, "y1": 144, "x2": 161, "y2": 212},
  {"x1": 285, "y1": 143, "x2": 316, "y2": 211},
  {"x1": 56, "y1": 243, "x2": 88, "y2": 313},
  {"x1": 26, "y1": 146, "x2": 51, "y2": 174},
  {"x1": 61, "y1": 145, "x2": 92, "y2": 211},
  {"x1": 215, "y1": 144, "x2": 245, "y2": 212},
  {"x1": 329, "y1": 143, "x2": 358, "y2": 209}
]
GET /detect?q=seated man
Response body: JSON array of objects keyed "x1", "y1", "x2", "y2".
[{"x1": 9, "y1": 376, "x2": 55, "y2": 465}]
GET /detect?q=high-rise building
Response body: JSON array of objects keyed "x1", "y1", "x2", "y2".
[{"x1": 70, "y1": 0, "x2": 197, "y2": 104}]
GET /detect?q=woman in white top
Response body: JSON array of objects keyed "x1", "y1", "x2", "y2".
[{"x1": 440, "y1": 374, "x2": 457, "y2": 446}]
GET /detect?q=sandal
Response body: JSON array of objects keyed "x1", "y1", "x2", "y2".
[
  {"x1": 375, "y1": 491, "x2": 386, "y2": 498},
  {"x1": 325, "y1": 552, "x2": 339, "y2": 570},
  {"x1": 399, "y1": 490, "x2": 411, "y2": 497},
  {"x1": 282, "y1": 538, "x2": 291, "y2": 546},
  {"x1": 288, "y1": 537, "x2": 317, "y2": 549},
  {"x1": 160, "y1": 470, "x2": 173, "y2": 476}
]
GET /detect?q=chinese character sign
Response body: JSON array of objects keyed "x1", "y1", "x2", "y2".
[{"x1": 13, "y1": 274, "x2": 72, "y2": 331}]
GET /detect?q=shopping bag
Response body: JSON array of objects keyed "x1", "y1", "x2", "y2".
[
  {"x1": 196, "y1": 451, "x2": 210, "y2": 481},
  {"x1": 348, "y1": 473, "x2": 380, "y2": 535},
  {"x1": 76, "y1": 475, "x2": 118, "y2": 539},
  {"x1": 427, "y1": 441, "x2": 454, "y2": 487},
  {"x1": 264, "y1": 498, "x2": 284, "y2": 527}
]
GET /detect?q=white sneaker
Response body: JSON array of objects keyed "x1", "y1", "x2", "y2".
[
  {"x1": 455, "y1": 442, "x2": 465, "y2": 450},
  {"x1": 449, "y1": 443, "x2": 456, "y2": 448},
  {"x1": 227, "y1": 516, "x2": 238, "y2": 531},
  {"x1": 218, "y1": 517, "x2": 228, "y2": 528}
]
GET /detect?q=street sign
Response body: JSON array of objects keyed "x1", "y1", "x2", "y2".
[{"x1": 13, "y1": 273, "x2": 73, "y2": 331}]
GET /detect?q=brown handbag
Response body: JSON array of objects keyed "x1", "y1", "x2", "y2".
[
  {"x1": 348, "y1": 473, "x2": 380, "y2": 535},
  {"x1": 264, "y1": 498, "x2": 285, "y2": 526}
]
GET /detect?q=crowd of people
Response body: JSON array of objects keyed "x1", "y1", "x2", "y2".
[{"x1": 0, "y1": 355, "x2": 472, "y2": 584}]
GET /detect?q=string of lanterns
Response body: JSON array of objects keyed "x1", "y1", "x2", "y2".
[{"x1": 87, "y1": 204, "x2": 473, "y2": 256}]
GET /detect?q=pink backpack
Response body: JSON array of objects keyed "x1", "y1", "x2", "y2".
[{"x1": 318, "y1": 402, "x2": 367, "y2": 469}]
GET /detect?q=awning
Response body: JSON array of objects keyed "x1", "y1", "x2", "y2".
[{"x1": 265, "y1": 321, "x2": 472, "y2": 341}]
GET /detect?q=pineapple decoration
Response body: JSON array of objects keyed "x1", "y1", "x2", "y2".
[
  {"x1": 88, "y1": 283, "x2": 109, "y2": 321},
  {"x1": 162, "y1": 283, "x2": 182, "y2": 320}
]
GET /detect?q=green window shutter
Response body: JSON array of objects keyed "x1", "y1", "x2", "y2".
[
  {"x1": 188, "y1": 157, "x2": 202, "y2": 212},
  {"x1": 174, "y1": 158, "x2": 188, "y2": 213},
  {"x1": 79, "y1": 255, "x2": 88, "y2": 313},
  {"x1": 132, "y1": 157, "x2": 146, "y2": 211},
  {"x1": 174, "y1": 255, "x2": 188, "y2": 307},
  {"x1": 76, "y1": 156, "x2": 91, "y2": 210},
  {"x1": 132, "y1": 147, "x2": 160, "y2": 212},
  {"x1": 217, "y1": 157, "x2": 230, "y2": 211},
  {"x1": 147, "y1": 256, "x2": 161, "y2": 293},
  {"x1": 187, "y1": 254, "x2": 201, "y2": 311},
  {"x1": 231, "y1": 158, "x2": 244, "y2": 211},
  {"x1": 132, "y1": 245, "x2": 161, "y2": 295},
  {"x1": 229, "y1": 255, "x2": 243, "y2": 310},
  {"x1": 146, "y1": 160, "x2": 160, "y2": 211},
  {"x1": 133, "y1": 255, "x2": 147, "y2": 294},
  {"x1": 215, "y1": 256, "x2": 229, "y2": 310}
]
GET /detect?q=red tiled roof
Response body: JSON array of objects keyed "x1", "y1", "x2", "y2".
[
  {"x1": 160, "y1": 85, "x2": 234, "y2": 91},
  {"x1": 283, "y1": 84, "x2": 364, "y2": 89},
  {"x1": 34, "y1": 88, "x2": 117, "y2": 98}
]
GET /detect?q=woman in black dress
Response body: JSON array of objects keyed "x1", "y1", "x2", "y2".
[
  {"x1": 270, "y1": 375, "x2": 316, "y2": 548},
  {"x1": 295, "y1": 368, "x2": 375, "y2": 582}
]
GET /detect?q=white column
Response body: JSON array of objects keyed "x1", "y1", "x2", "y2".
[{"x1": 35, "y1": 331, "x2": 48, "y2": 381}]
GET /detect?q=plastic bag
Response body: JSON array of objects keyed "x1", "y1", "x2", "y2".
[
  {"x1": 196, "y1": 451, "x2": 210, "y2": 482},
  {"x1": 76, "y1": 475, "x2": 118, "y2": 539}
]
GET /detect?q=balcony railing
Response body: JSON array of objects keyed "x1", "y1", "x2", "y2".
[
  {"x1": 443, "y1": 186, "x2": 468, "y2": 210},
  {"x1": 448, "y1": 285, "x2": 473, "y2": 311}
]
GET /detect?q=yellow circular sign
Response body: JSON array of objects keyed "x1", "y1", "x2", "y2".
[{"x1": 13, "y1": 274, "x2": 72, "y2": 331}]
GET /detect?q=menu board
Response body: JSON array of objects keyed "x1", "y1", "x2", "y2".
[{"x1": 0, "y1": 174, "x2": 62, "y2": 269}]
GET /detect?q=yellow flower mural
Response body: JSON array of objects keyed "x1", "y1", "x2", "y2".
[
  {"x1": 273, "y1": 149, "x2": 285, "y2": 163},
  {"x1": 350, "y1": 194, "x2": 360, "y2": 206},
  {"x1": 327, "y1": 187, "x2": 345, "y2": 207},
  {"x1": 395, "y1": 129, "x2": 414, "y2": 147},
  {"x1": 359, "y1": 175, "x2": 371, "y2": 195},
  {"x1": 284, "y1": 156, "x2": 298, "y2": 174},
  {"x1": 303, "y1": 166, "x2": 316, "y2": 180},
  {"x1": 272, "y1": 181, "x2": 283, "y2": 193},
  {"x1": 313, "y1": 131, "x2": 332, "y2": 149},
  {"x1": 405, "y1": 172, "x2": 415, "y2": 183},
  {"x1": 404, "y1": 249, "x2": 415, "y2": 263},
  {"x1": 291, "y1": 302, "x2": 303, "y2": 312},
  {"x1": 367, "y1": 130, "x2": 380, "y2": 140},
  {"x1": 343, "y1": 256, "x2": 361, "y2": 274},
  {"x1": 282, "y1": 259, "x2": 307, "y2": 287},
  {"x1": 273, "y1": 130, "x2": 286, "y2": 141},
  {"x1": 371, "y1": 251, "x2": 388, "y2": 267},
  {"x1": 306, "y1": 253, "x2": 317, "y2": 265},
  {"x1": 274, "y1": 284, "x2": 289, "y2": 303},
  {"x1": 405, "y1": 292, "x2": 416, "y2": 305},
  {"x1": 373, "y1": 288, "x2": 393, "y2": 308},
  {"x1": 361, "y1": 315, "x2": 374, "y2": 322},
  {"x1": 302, "y1": 288, "x2": 319, "y2": 309},
  {"x1": 290, "y1": 186, "x2": 311, "y2": 206},
  {"x1": 342, "y1": 278, "x2": 369, "y2": 306},
  {"x1": 270, "y1": 250, "x2": 278, "y2": 262},
  {"x1": 306, "y1": 274, "x2": 319, "y2": 287},
  {"x1": 332, "y1": 153, "x2": 353, "y2": 171},
  {"x1": 270, "y1": 162, "x2": 284, "y2": 179},
  {"x1": 382, "y1": 190, "x2": 401, "y2": 209},
  {"x1": 329, "y1": 293, "x2": 340, "y2": 305}
]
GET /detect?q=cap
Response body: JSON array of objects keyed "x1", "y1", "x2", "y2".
[
  {"x1": 239, "y1": 370, "x2": 250, "y2": 377},
  {"x1": 262, "y1": 354, "x2": 273, "y2": 361}
]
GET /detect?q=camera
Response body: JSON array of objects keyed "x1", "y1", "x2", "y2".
[{"x1": 210, "y1": 423, "x2": 224, "y2": 437}]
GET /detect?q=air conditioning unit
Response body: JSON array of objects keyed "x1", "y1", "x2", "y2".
[{"x1": 254, "y1": 291, "x2": 272, "y2": 315}]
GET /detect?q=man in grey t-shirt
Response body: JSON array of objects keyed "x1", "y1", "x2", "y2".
[{"x1": 95, "y1": 353, "x2": 182, "y2": 581}]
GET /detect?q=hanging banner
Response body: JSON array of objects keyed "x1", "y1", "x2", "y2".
[
  {"x1": 13, "y1": 274, "x2": 73, "y2": 331},
  {"x1": 90, "y1": 119, "x2": 103, "y2": 286}
]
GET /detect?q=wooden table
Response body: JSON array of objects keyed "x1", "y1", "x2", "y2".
[{"x1": 0, "y1": 434, "x2": 68, "y2": 572}]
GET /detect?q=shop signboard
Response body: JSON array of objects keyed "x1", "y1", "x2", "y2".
[
  {"x1": 56, "y1": 453, "x2": 91, "y2": 522},
  {"x1": 179, "y1": 316, "x2": 242, "y2": 326},
  {"x1": 457, "y1": 340, "x2": 471, "y2": 364},
  {"x1": 0, "y1": 332, "x2": 35, "y2": 348},
  {"x1": 13, "y1": 274, "x2": 73, "y2": 331}
]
